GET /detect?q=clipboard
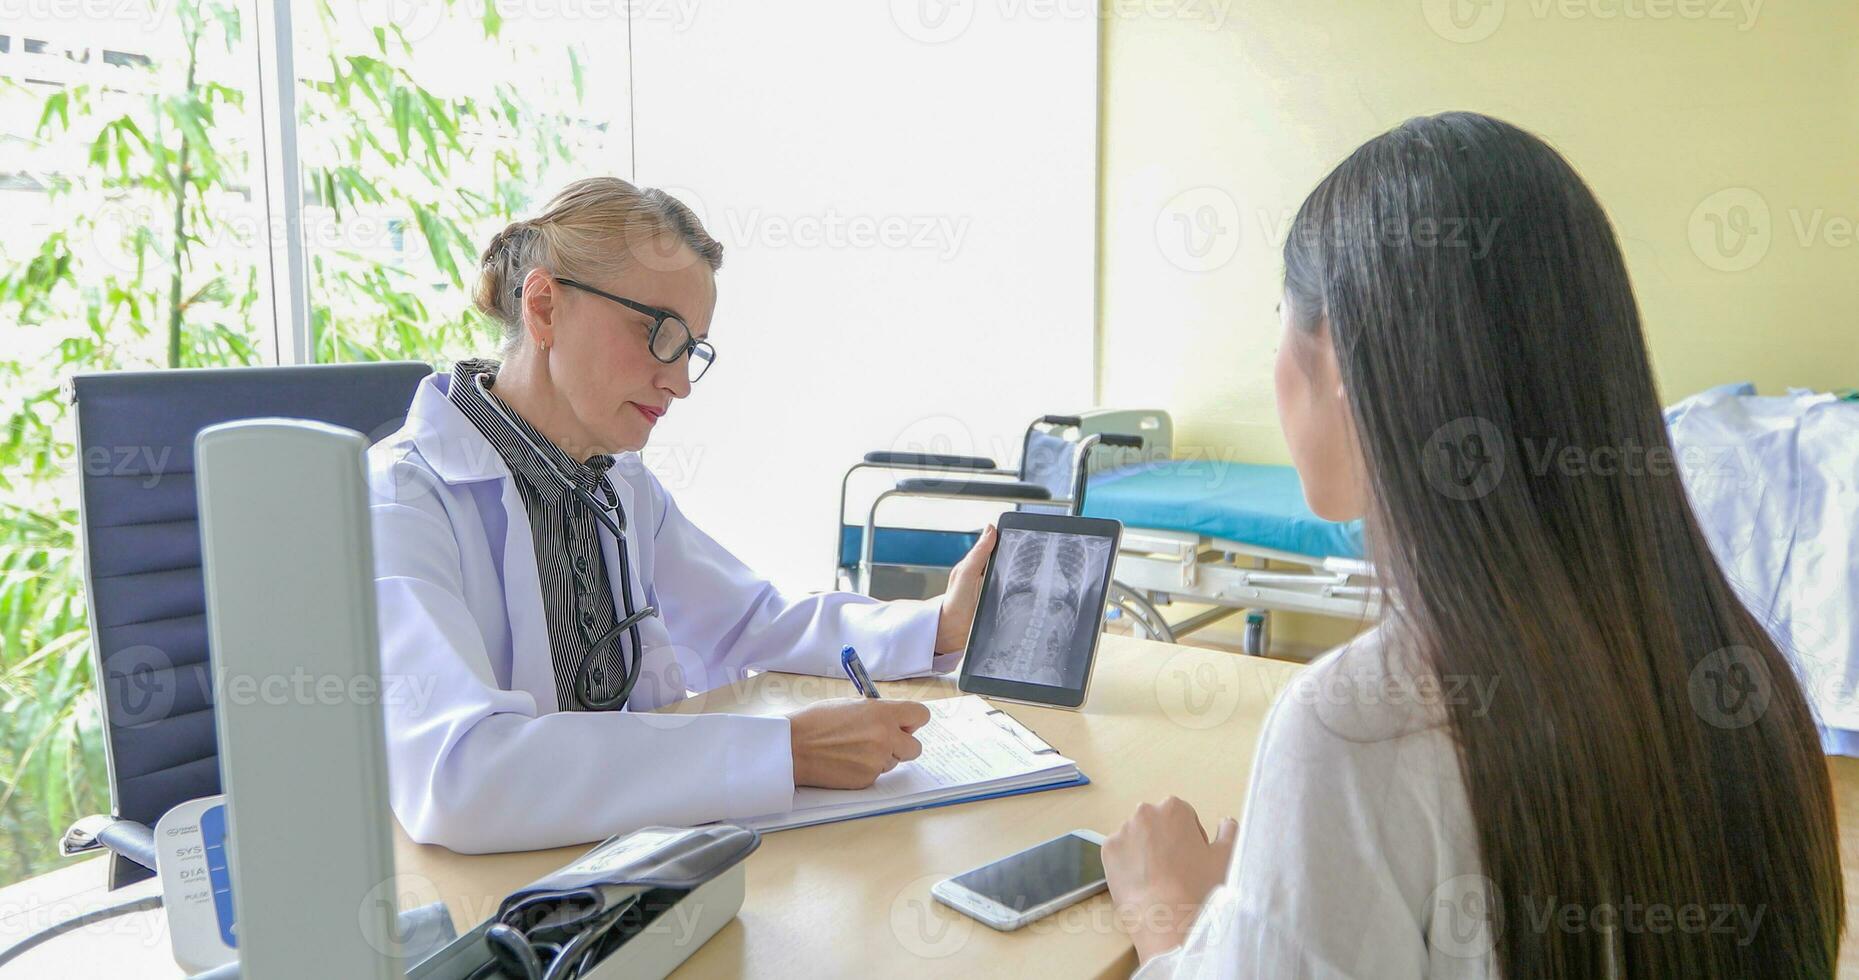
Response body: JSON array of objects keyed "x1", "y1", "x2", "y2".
[{"x1": 736, "y1": 696, "x2": 1086, "y2": 832}]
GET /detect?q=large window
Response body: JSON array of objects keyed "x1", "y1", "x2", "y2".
[
  {"x1": 0, "y1": 0, "x2": 632, "y2": 884},
  {"x1": 0, "y1": 2, "x2": 270, "y2": 887}
]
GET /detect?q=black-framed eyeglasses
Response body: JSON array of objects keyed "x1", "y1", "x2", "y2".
[{"x1": 515, "y1": 277, "x2": 715, "y2": 384}]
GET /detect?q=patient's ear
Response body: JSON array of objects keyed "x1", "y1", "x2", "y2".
[{"x1": 1307, "y1": 319, "x2": 1344, "y2": 394}]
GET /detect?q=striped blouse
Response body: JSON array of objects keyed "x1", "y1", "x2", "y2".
[{"x1": 447, "y1": 358, "x2": 633, "y2": 712}]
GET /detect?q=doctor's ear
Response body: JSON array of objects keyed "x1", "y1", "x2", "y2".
[{"x1": 517, "y1": 269, "x2": 559, "y2": 350}]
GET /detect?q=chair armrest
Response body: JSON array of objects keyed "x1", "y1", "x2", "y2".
[
  {"x1": 62, "y1": 815, "x2": 158, "y2": 872},
  {"x1": 895, "y1": 478, "x2": 1053, "y2": 501},
  {"x1": 863, "y1": 451, "x2": 999, "y2": 471}
]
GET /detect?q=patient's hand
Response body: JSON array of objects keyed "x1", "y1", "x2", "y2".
[
  {"x1": 934, "y1": 523, "x2": 999, "y2": 654},
  {"x1": 1103, "y1": 796, "x2": 1238, "y2": 964},
  {"x1": 787, "y1": 698, "x2": 932, "y2": 789}
]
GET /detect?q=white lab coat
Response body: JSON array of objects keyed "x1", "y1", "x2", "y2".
[
  {"x1": 366, "y1": 371, "x2": 949, "y2": 853},
  {"x1": 1665, "y1": 385, "x2": 1859, "y2": 750}
]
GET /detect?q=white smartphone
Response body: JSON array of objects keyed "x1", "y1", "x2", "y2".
[{"x1": 930, "y1": 829, "x2": 1107, "y2": 931}]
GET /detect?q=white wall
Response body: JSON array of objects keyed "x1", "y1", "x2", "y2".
[{"x1": 632, "y1": 3, "x2": 1099, "y2": 591}]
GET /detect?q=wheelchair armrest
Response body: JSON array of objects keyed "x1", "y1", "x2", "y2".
[
  {"x1": 863, "y1": 451, "x2": 999, "y2": 471},
  {"x1": 62, "y1": 814, "x2": 158, "y2": 872},
  {"x1": 895, "y1": 478, "x2": 1053, "y2": 501}
]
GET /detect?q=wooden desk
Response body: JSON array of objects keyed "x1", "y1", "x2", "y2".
[
  {"x1": 0, "y1": 634, "x2": 1293, "y2": 978},
  {"x1": 11, "y1": 633, "x2": 1859, "y2": 977},
  {"x1": 387, "y1": 633, "x2": 1300, "y2": 979}
]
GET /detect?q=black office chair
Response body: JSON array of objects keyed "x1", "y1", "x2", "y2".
[{"x1": 59, "y1": 361, "x2": 433, "y2": 890}]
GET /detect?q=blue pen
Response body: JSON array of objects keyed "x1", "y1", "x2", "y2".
[{"x1": 840, "y1": 645, "x2": 881, "y2": 699}]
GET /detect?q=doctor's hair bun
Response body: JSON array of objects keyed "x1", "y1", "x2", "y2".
[
  {"x1": 471, "y1": 179, "x2": 724, "y2": 350},
  {"x1": 474, "y1": 220, "x2": 540, "y2": 329}
]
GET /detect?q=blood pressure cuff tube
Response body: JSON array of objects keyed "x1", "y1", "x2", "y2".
[{"x1": 495, "y1": 825, "x2": 760, "y2": 940}]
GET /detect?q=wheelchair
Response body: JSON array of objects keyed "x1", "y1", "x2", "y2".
[{"x1": 835, "y1": 410, "x2": 1180, "y2": 642}]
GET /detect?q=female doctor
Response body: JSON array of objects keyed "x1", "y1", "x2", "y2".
[{"x1": 367, "y1": 178, "x2": 998, "y2": 854}]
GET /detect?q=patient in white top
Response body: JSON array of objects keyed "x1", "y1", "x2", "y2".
[
  {"x1": 1103, "y1": 112, "x2": 1842, "y2": 979},
  {"x1": 1130, "y1": 626, "x2": 1491, "y2": 979}
]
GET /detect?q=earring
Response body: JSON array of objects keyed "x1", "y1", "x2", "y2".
[{"x1": 537, "y1": 340, "x2": 548, "y2": 353}]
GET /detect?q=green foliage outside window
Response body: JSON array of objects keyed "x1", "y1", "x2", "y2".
[{"x1": 0, "y1": 0, "x2": 603, "y2": 882}]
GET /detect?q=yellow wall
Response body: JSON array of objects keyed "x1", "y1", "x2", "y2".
[{"x1": 1099, "y1": 0, "x2": 1859, "y2": 467}]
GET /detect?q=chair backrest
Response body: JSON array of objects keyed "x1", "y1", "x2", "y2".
[
  {"x1": 1017, "y1": 409, "x2": 1172, "y2": 515},
  {"x1": 72, "y1": 361, "x2": 432, "y2": 887}
]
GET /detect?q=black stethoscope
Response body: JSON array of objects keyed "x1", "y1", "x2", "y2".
[
  {"x1": 471, "y1": 890, "x2": 641, "y2": 980},
  {"x1": 475, "y1": 373, "x2": 658, "y2": 711}
]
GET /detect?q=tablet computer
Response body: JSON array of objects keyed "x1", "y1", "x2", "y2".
[{"x1": 958, "y1": 511, "x2": 1122, "y2": 710}]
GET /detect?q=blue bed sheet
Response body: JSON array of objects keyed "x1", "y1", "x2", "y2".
[{"x1": 1081, "y1": 460, "x2": 1365, "y2": 560}]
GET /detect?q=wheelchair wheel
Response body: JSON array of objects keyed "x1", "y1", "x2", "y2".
[
  {"x1": 1243, "y1": 610, "x2": 1271, "y2": 656},
  {"x1": 1105, "y1": 582, "x2": 1175, "y2": 643}
]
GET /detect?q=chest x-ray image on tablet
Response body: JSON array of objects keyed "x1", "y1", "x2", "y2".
[{"x1": 960, "y1": 513, "x2": 1121, "y2": 707}]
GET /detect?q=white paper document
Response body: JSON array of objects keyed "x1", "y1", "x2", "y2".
[{"x1": 736, "y1": 695, "x2": 1082, "y2": 832}]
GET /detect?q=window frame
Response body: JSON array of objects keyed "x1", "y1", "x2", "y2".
[{"x1": 253, "y1": 0, "x2": 312, "y2": 365}]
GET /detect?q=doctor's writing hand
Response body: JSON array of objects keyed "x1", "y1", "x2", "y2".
[
  {"x1": 1103, "y1": 796, "x2": 1238, "y2": 965},
  {"x1": 934, "y1": 523, "x2": 999, "y2": 654},
  {"x1": 788, "y1": 698, "x2": 931, "y2": 789}
]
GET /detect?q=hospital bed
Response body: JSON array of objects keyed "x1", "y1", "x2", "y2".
[{"x1": 837, "y1": 410, "x2": 1381, "y2": 655}]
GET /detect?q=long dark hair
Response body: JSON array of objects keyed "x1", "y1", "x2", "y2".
[{"x1": 1282, "y1": 112, "x2": 1841, "y2": 977}]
